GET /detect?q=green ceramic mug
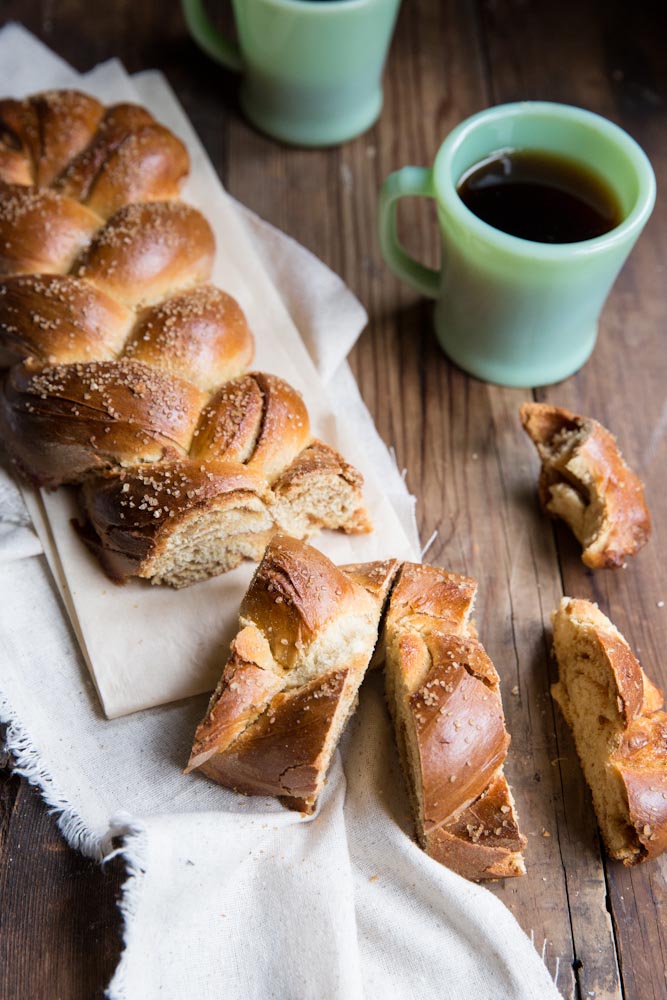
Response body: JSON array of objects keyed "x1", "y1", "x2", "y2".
[
  {"x1": 181, "y1": 0, "x2": 401, "y2": 147},
  {"x1": 379, "y1": 102, "x2": 656, "y2": 387}
]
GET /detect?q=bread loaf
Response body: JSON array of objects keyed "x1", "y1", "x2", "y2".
[
  {"x1": 552, "y1": 598, "x2": 667, "y2": 864},
  {"x1": 0, "y1": 90, "x2": 370, "y2": 585},
  {"x1": 520, "y1": 402, "x2": 650, "y2": 568},
  {"x1": 382, "y1": 563, "x2": 526, "y2": 880},
  {"x1": 187, "y1": 535, "x2": 399, "y2": 811}
]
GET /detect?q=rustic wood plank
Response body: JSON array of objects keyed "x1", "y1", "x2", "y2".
[
  {"x1": 480, "y1": 1, "x2": 667, "y2": 998},
  {"x1": 225, "y1": 2, "x2": 619, "y2": 996},
  {"x1": 0, "y1": 764, "x2": 124, "y2": 1000}
]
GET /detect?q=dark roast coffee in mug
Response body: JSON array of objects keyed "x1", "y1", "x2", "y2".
[
  {"x1": 378, "y1": 101, "x2": 655, "y2": 386},
  {"x1": 457, "y1": 149, "x2": 623, "y2": 244}
]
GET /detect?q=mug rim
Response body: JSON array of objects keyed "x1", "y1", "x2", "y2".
[
  {"x1": 433, "y1": 101, "x2": 656, "y2": 259},
  {"x1": 252, "y1": 0, "x2": 377, "y2": 10}
]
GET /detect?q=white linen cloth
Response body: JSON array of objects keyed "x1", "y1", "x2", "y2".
[{"x1": 0, "y1": 26, "x2": 564, "y2": 1000}]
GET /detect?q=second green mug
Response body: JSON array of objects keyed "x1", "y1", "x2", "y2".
[
  {"x1": 379, "y1": 102, "x2": 656, "y2": 387},
  {"x1": 182, "y1": 0, "x2": 401, "y2": 147}
]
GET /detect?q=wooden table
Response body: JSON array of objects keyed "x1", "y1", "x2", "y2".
[{"x1": 1, "y1": 1, "x2": 666, "y2": 997}]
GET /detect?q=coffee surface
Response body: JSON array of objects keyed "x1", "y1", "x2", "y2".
[{"x1": 457, "y1": 149, "x2": 623, "y2": 244}]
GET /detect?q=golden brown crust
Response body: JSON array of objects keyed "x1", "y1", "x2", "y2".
[
  {"x1": 245, "y1": 373, "x2": 310, "y2": 481},
  {"x1": 340, "y1": 559, "x2": 402, "y2": 603},
  {"x1": 0, "y1": 99, "x2": 38, "y2": 185},
  {"x1": 185, "y1": 626, "x2": 283, "y2": 773},
  {"x1": 416, "y1": 634, "x2": 507, "y2": 830},
  {"x1": 190, "y1": 373, "x2": 310, "y2": 479},
  {"x1": 552, "y1": 598, "x2": 667, "y2": 865},
  {"x1": 191, "y1": 375, "x2": 264, "y2": 464},
  {"x1": 520, "y1": 402, "x2": 651, "y2": 568},
  {"x1": 424, "y1": 774, "x2": 526, "y2": 879},
  {"x1": 52, "y1": 102, "x2": 189, "y2": 216},
  {"x1": 385, "y1": 561, "x2": 477, "y2": 637},
  {"x1": 0, "y1": 274, "x2": 133, "y2": 367},
  {"x1": 239, "y1": 533, "x2": 374, "y2": 669},
  {"x1": 122, "y1": 286, "x2": 254, "y2": 391},
  {"x1": 0, "y1": 183, "x2": 100, "y2": 275},
  {"x1": 197, "y1": 668, "x2": 349, "y2": 807},
  {"x1": 0, "y1": 91, "x2": 104, "y2": 188},
  {"x1": 188, "y1": 537, "x2": 395, "y2": 810},
  {"x1": 614, "y1": 715, "x2": 667, "y2": 862},
  {"x1": 384, "y1": 562, "x2": 526, "y2": 881},
  {"x1": 75, "y1": 201, "x2": 215, "y2": 307},
  {"x1": 1, "y1": 358, "x2": 206, "y2": 487}
]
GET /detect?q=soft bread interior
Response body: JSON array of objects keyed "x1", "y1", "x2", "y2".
[
  {"x1": 271, "y1": 470, "x2": 370, "y2": 537},
  {"x1": 384, "y1": 628, "x2": 429, "y2": 839},
  {"x1": 537, "y1": 424, "x2": 606, "y2": 550},
  {"x1": 142, "y1": 499, "x2": 274, "y2": 587},
  {"x1": 552, "y1": 606, "x2": 640, "y2": 861}
]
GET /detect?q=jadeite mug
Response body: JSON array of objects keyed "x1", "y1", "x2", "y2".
[
  {"x1": 181, "y1": 0, "x2": 401, "y2": 147},
  {"x1": 378, "y1": 102, "x2": 656, "y2": 387}
]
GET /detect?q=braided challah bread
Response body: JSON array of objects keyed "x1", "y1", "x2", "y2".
[
  {"x1": 381, "y1": 563, "x2": 526, "y2": 880},
  {"x1": 0, "y1": 90, "x2": 370, "y2": 586},
  {"x1": 552, "y1": 599, "x2": 667, "y2": 865},
  {"x1": 187, "y1": 534, "x2": 399, "y2": 812},
  {"x1": 188, "y1": 541, "x2": 527, "y2": 879}
]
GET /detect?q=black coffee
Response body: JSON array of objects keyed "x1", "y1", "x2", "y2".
[{"x1": 457, "y1": 149, "x2": 623, "y2": 244}]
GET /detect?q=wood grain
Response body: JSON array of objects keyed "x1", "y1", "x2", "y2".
[{"x1": 1, "y1": 1, "x2": 666, "y2": 998}]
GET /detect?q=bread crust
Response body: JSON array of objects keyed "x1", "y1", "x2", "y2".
[
  {"x1": 197, "y1": 668, "x2": 350, "y2": 804},
  {"x1": 187, "y1": 536, "x2": 398, "y2": 811},
  {"x1": 0, "y1": 91, "x2": 104, "y2": 188},
  {"x1": 191, "y1": 373, "x2": 310, "y2": 481},
  {"x1": 384, "y1": 562, "x2": 526, "y2": 881},
  {"x1": 520, "y1": 402, "x2": 651, "y2": 568},
  {"x1": 552, "y1": 598, "x2": 667, "y2": 864},
  {"x1": 0, "y1": 274, "x2": 133, "y2": 367},
  {"x1": 239, "y1": 532, "x2": 377, "y2": 668},
  {"x1": 0, "y1": 183, "x2": 100, "y2": 275},
  {"x1": 75, "y1": 201, "x2": 215, "y2": 307},
  {"x1": 1, "y1": 358, "x2": 206, "y2": 487},
  {"x1": 122, "y1": 285, "x2": 254, "y2": 392}
]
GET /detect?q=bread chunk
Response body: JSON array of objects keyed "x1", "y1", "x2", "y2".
[
  {"x1": 186, "y1": 535, "x2": 399, "y2": 811},
  {"x1": 78, "y1": 459, "x2": 275, "y2": 588},
  {"x1": 552, "y1": 598, "x2": 667, "y2": 864},
  {"x1": 382, "y1": 563, "x2": 526, "y2": 880},
  {"x1": 520, "y1": 402, "x2": 650, "y2": 568}
]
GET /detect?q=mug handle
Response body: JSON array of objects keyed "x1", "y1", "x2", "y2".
[
  {"x1": 181, "y1": 0, "x2": 244, "y2": 72},
  {"x1": 378, "y1": 167, "x2": 441, "y2": 299}
]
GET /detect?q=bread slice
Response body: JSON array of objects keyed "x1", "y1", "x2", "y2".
[
  {"x1": 520, "y1": 402, "x2": 650, "y2": 568},
  {"x1": 78, "y1": 458, "x2": 275, "y2": 588},
  {"x1": 382, "y1": 563, "x2": 526, "y2": 880},
  {"x1": 552, "y1": 598, "x2": 667, "y2": 864},
  {"x1": 270, "y1": 440, "x2": 371, "y2": 537},
  {"x1": 186, "y1": 535, "x2": 399, "y2": 812}
]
